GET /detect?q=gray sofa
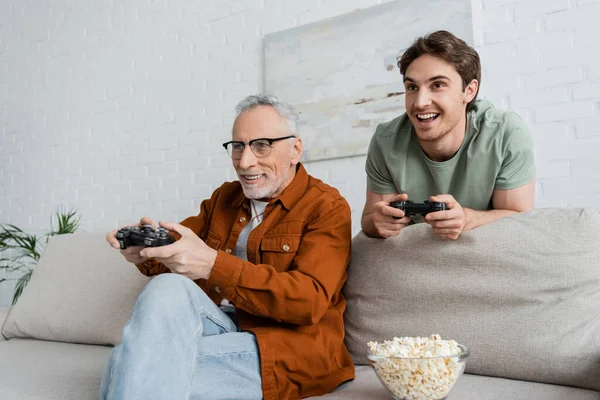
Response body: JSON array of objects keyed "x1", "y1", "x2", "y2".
[{"x1": 1, "y1": 208, "x2": 599, "y2": 399}]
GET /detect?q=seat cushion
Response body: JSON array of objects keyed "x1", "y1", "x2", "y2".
[
  {"x1": 343, "y1": 208, "x2": 600, "y2": 391},
  {"x1": 308, "y1": 366, "x2": 600, "y2": 399},
  {"x1": 2, "y1": 233, "x2": 150, "y2": 346},
  {"x1": 0, "y1": 339, "x2": 112, "y2": 400}
]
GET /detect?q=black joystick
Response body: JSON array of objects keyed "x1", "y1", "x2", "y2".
[
  {"x1": 116, "y1": 224, "x2": 175, "y2": 249},
  {"x1": 389, "y1": 200, "x2": 448, "y2": 216}
]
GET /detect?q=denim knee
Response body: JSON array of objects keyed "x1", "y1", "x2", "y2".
[{"x1": 135, "y1": 273, "x2": 200, "y2": 315}]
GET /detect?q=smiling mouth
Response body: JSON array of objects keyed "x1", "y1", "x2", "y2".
[
  {"x1": 416, "y1": 113, "x2": 440, "y2": 122},
  {"x1": 241, "y1": 174, "x2": 263, "y2": 181}
]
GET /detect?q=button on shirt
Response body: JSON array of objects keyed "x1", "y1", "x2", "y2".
[{"x1": 234, "y1": 199, "x2": 268, "y2": 261}]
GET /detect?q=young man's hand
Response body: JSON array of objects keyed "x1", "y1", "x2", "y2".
[
  {"x1": 424, "y1": 195, "x2": 467, "y2": 240},
  {"x1": 370, "y1": 193, "x2": 411, "y2": 238},
  {"x1": 140, "y1": 221, "x2": 218, "y2": 281}
]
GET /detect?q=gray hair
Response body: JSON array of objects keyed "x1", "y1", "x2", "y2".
[{"x1": 235, "y1": 94, "x2": 299, "y2": 137}]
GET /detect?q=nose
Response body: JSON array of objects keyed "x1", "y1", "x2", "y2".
[
  {"x1": 414, "y1": 88, "x2": 432, "y2": 109},
  {"x1": 237, "y1": 144, "x2": 257, "y2": 170}
]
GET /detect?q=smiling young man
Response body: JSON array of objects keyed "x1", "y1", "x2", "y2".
[
  {"x1": 361, "y1": 30, "x2": 535, "y2": 240},
  {"x1": 101, "y1": 94, "x2": 355, "y2": 400}
]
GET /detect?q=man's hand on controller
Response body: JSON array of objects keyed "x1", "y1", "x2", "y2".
[
  {"x1": 424, "y1": 194, "x2": 466, "y2": 240},
  {"x1": 372, "y1": 193, "x2": 411, "y2": 238},
  {"x1": 106, "y1": 216, "x2": 155, "y2": 264},
  {"x1": 140, "y1": 221, "x2": 218, "y2": 281}
]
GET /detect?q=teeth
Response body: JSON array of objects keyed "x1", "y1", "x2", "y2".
[
  {"x1": 417, "y1": 113, "x2": 438, "y2": 120},
  {"x1": 244, "y1": 175, "x2": 261, "y2": 180}
]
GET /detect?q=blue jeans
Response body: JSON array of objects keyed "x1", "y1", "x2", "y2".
[{"x1": 100, "y1": 274, "x2": 263, "y2": 400}]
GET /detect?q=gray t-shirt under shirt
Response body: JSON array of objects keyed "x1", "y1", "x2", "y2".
[
  {"x1": 365, "y1": 99, "x2": 535, "y2": 211},
  {"x1": 220, "y1": 199, "x2": 268, "y2": 311},
  {"x1": 234, "y1": 199, "x2": 268, "y2": 261}
]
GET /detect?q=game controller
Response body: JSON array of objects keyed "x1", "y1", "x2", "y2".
[
  {"x1": 116, "y1": 224, "x2": 175, "y2": 249},
  {"x1": 389, "y1": 200, "x2": 448, "y2": 216}
]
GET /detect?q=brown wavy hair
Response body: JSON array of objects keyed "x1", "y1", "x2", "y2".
[{"x1": 397, "y1": 30, "x2": 481, "y2": 110}]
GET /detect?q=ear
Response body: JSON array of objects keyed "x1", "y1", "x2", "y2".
[
  {"x1": 463, "y1": 79, "x2": 479, "y2": 104},
  {"x1": 290, "y1": 137, "x2": 303, "y2": 166}
]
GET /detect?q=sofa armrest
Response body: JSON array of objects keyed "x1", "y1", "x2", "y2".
[{"x1": 0, "y1": 306, "x2": 11, "y2": 341}]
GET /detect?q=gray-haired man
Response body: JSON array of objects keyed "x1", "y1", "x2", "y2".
[{"x1": 101, "y1": 94, "x2": 355, "y2": 400}]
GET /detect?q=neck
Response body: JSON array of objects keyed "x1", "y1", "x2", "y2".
[{"x1": 420, "y1": 114, "x2": 468, "y2": 162}]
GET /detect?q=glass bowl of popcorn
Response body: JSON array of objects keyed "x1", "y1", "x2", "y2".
[{"x1": 367, "y1": 334, "x2": 470, "y2": 400}]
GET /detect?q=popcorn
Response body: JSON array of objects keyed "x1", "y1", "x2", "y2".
[{"x1": 367, "y1": 334, "x2": 466, "y2": 400}]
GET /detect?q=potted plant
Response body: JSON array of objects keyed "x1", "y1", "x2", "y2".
[{"x1": 0, "y1": 208, "x2": 81, "y2": 304}]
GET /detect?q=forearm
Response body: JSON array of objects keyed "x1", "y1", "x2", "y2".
[
  {"x1": 207, "y1": 254, "x2": 341, "y2": 325},
  {"x1": 464, "y1": 208, "x2": 518, "y2": 231}
]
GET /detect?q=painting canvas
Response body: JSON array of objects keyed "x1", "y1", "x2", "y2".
[{"x1": 264, "y1": 0, "x2": 473, "y2": 162}]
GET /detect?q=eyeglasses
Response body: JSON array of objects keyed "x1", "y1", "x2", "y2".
[{"x1": 222, "y1": 135, "x2": 296, "y2": 159}]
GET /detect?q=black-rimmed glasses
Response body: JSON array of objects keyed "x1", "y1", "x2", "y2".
[{"x1": 222, "y1": 135, "x2": 296, "y2": 159}]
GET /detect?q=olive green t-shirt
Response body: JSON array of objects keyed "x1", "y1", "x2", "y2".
[{"x1": 365, "y1": 100, "x2": 535, "y2": 211}]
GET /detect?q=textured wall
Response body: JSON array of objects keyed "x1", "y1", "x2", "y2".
[{"x1": 1, "y1": 0, "x2": 600, "y2": 304}]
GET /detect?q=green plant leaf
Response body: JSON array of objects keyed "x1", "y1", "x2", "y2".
[
  {"x1": 12, "y1": 268, "x2": 33, "y2": 305},
  {"x1": 1, "y1": 206, "x2": 81, "y2": 305},
  {"x1": 49, "y1": 207, "x2": 81, "y2": 237},
  {"x1": 0, "y1": 224, "x2": 41, "y2": 262}
]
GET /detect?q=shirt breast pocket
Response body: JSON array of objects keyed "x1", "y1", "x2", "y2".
[
  {"x1": 259, "y1": 235, "x2": 301, "y2": 271},
  {"x1": 204, "y1": 232, "x2": 222, "y2": 251}
]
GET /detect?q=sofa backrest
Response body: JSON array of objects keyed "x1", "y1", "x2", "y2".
[
  {"x1": 1, "y1": 232, "x2": 149, "y2": 346},
  {"x1": 343, "y1": 208, "x2": 600, "y2": 391}
]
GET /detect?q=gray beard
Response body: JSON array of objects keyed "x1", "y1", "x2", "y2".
[{"x1": 240, "y1": 168, "x2": 290, "y2": 200}]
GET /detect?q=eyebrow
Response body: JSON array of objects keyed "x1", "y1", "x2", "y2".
[{"x1": 403, "y1": 75, "x2": 452, "y2": 83}]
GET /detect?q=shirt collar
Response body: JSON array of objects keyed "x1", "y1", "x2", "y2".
[{"x1": 232, "y1": 163, "x2": 308, "y2": 210}]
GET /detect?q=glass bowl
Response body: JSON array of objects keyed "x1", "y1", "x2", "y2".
[{"x1": 367, "y1": 344, "x2": 470, "y2": 400}]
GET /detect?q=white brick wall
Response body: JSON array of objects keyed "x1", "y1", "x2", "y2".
[{"x1": 1, "y1": 0, "x2": 600, "y2": 304}]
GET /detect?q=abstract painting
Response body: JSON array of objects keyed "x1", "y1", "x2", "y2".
[{"x1": 264, "y1": 0, "x2": 473, "y2": 162}]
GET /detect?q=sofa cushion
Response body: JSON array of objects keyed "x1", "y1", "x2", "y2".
[
  {"x1": 308, "y1": 366, "x2": 600, "y2": 399},
  {"x1": 343, "y1": 208, "x2": 600, "y2": 391},
  {"x1": 1, "y1": 233, "x2": 150, "y2": 346},
  {"x1": 0, "y1": 339, "x2": 111, "y2": 399}
]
